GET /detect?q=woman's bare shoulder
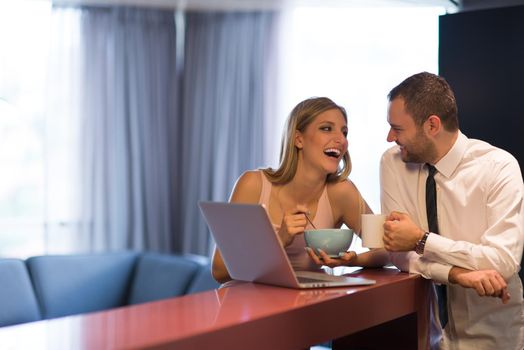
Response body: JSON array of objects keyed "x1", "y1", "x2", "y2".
[
  {"x1": 230, "y1": 170, "x2": 263, "y2": 203},
  {"x1": 327, "y1": 179, "x2": 365, "y2": 213},
  {"x1": 327, "y1": 179, "x2": 360, "y2": 199},
  {"x1": 327, "y1": 178, "x2": 373, "y2": 217}
]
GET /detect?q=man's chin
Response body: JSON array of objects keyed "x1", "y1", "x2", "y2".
[
  {"x1": 399, "y1": 148, "x2": 410, "y2": 162},
  {"x1": 400, "y1": 151, "x2": 419, "y2": 164},
  {"x1": 401, "y1": 154, "x2": 425, "y2": 164}
]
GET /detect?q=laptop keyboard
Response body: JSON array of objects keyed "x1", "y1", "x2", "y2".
[{"x1": 297, "y1": 276, "x2": 332, "y2": 284}]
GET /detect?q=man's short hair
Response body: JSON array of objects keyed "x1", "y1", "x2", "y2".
[{"x1": 388, "y1": 72, "x2": 459, "y2": 131}]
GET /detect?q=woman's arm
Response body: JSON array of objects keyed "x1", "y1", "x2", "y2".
[
  {"x1": 211, "y1": 171, "x2": 262, "y2": 283},
  {"x1": 324, "y1": 180, "x2": 389, "y2": 268},
  {"x1": 341, "y1": 249, "x2": 389, "y2": 267}
]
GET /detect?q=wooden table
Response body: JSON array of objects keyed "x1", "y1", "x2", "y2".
[{"x1": 0, "y1": 268, "x2": 431, "y2": 350}]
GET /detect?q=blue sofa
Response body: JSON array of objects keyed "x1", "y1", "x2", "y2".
[{"x1": 0, "y1": 251, "x2": 219, "y2": 327}]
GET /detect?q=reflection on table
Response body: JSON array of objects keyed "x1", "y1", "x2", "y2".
[{"x1": 0, "y1": 267, "x2": 431, "y2": 349}]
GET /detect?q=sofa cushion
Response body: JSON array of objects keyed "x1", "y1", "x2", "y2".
[
  {"x1": 26, "y1": 252, "x2": 138, "y2": 319},
  {"x1": 128, "y1": 253, "x2": 201, "y2": 304},
  {"x1": 182, "y1": 254, "x2": 220, "y2": 294},
  {"x1": 186, "y1": 262, "x2": 219, "y2": 294},
  {"x1": 0, "y1": 259, "x2": 42, "y2": 326}
]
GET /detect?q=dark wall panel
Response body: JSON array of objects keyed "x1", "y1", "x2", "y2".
[
  {"x1": 439, "y1": 5, "x2": 524, "y2": 289},
  {"x1": 439, "y1": 5, "x2": 524, "y2": 172}
]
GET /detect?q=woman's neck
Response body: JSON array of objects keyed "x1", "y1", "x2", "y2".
[{"x1": 282, "y1": 169, "x2": 325, "y2": 205}]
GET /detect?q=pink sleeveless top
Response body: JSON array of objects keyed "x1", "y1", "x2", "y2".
[{"x1": 258, "y1": 171, "x2": 336, "y2": 271}]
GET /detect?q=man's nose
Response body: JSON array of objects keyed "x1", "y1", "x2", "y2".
[{"x1": 386, "y1": 129, "x2": 396, "y2": 143}]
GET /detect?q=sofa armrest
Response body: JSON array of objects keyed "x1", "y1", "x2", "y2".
[{"x1": 0, "y1": 259, "x2": 41, "y2": 327}]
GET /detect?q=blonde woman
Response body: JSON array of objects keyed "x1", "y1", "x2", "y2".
[{"x1": 212, "y1": 97, "x2": 388, "y2": 283}]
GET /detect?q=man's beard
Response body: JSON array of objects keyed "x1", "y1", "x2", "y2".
[{"x1": 400, "y1": 129, "x2": 438, "y2": 164}]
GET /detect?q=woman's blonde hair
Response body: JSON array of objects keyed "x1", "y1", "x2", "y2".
[{"x1": 262, "y1": 97, "x2": 352, "y2": 184}]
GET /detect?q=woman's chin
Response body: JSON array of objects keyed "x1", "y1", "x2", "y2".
[{"x1": 324, "y1": 165, "x2": 339, "y2": 174}]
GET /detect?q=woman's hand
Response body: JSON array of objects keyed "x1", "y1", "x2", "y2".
[
  {"x1": 306, "y1": 247, "x2": 358, "y2": 268},
  {"x1": 277, "y1": 205, "x2": 309, "y2": 246}
]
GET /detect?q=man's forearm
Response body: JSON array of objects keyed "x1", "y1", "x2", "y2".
[{"x1": 448, "y1": 266, "x2": 510, "y2": 303}]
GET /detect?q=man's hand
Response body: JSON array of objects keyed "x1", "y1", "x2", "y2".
[
  {"x1": 449, "y1": 267, "x2": 510, "y2": 304},
  {"x1": 383, "y1": 211, "x2": 425, "y2": 252}
]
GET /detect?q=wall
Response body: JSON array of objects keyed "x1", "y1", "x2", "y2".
[
  {"x1": 460, "y1": 0, "x2": 524, "y2": 11},
  {"x1": 439, "y1": 5, "x2": 524, "y2": 172},
  {"x1": 439, "y1": 4, "x2": 524, "y2": 286}
]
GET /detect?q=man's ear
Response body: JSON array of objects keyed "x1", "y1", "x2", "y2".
[
  {"x1": 426, "y1": 115, "x2": 442, "y2": 136},
  {"x1": 294, "y1": 131, "x2": 304, "y2": 149}
]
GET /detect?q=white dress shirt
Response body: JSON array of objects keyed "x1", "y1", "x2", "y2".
[{"x1": 380, "y1": 131, "x2": 524, "y2": 350}]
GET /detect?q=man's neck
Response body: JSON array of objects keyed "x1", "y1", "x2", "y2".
[{"x1": 433, "y1": 130, "x2": 459, "y2": 164}]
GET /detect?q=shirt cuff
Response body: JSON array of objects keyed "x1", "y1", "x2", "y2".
[
  {"x1": 407, "y1": 252, "x2": 452, "y2": 284},
  {"x1": 423, "y1": 232, "x2": 451, "y2": 256},
  {"x1": 426, "y1": 261, "x2": 452, "y2": 285},
  {"x1": 420, "y1": 234, "x2": 454, "y2": 283}
]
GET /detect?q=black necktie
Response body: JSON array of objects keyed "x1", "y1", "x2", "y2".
[{"x1": 426, "y1": 164, "x2": 448, "y2": 329}]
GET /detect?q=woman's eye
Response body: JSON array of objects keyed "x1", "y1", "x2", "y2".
[{"x1": 320, "y1": 126, "x2": 331, "y2": 131}]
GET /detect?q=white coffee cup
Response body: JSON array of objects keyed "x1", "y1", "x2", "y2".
[{"x1": 361, "y1": 214, "x2": 387, "y2": 248}]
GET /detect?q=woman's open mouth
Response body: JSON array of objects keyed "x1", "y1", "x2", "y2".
[{"x1": 324, "y1": 148, "x2": 341, "y2": 159}]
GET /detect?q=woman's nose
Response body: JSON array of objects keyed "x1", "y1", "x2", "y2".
[{"x1": 334, "y1": 135, "x2": 346, "y2": 146}]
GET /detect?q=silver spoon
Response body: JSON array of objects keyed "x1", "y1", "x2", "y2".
[{"x1": 304, "y1": 211, "x2": 317, "y2": 229}]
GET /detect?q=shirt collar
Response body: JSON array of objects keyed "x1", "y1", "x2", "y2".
[{"x1": 434, "y1": 131, "x2": 467, "y2": 178}]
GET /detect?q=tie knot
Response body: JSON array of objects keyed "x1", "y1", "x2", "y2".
[{"x1": 426, "y1": 164, "x2": 437, "y2": 177}]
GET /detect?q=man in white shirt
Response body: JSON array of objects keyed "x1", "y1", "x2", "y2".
[{"x1": 380, "y1": 72, "x2": 524, "y2": 350}]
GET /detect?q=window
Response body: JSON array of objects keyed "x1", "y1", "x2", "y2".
[
  {"x1": 276, "y1": 6, "x2": 445, "y2": 212},
  {"x1": 0, "y1": 2, "x2": 446, "y2": 258},
  {"x1": 275, "y1": 6, "x2": 445, "y2": 253},
  {"x1": 0, "y1": 1, "x2": 52, "y2": 257}
]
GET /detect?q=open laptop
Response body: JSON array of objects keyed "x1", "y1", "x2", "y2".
[{"x1": 199, "y1": 201, "x2": 375, "y2": 289}]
